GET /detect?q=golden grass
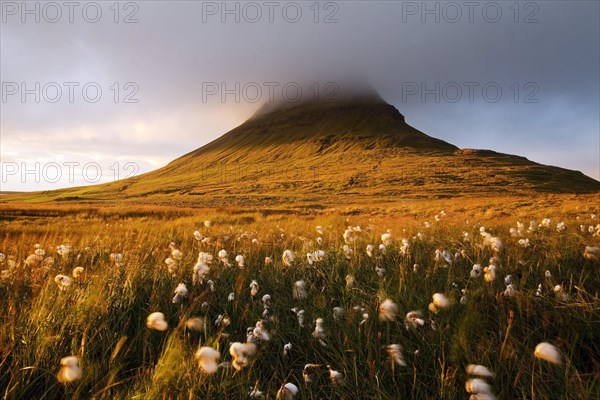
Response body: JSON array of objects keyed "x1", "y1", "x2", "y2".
[{"x1": 0, "y1": 198, "x2": 599, "y2": 399}]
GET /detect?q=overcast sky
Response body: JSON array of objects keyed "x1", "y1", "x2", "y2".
[{"x1": 1, "y1": 0, "x2": 598, "y2": 191}]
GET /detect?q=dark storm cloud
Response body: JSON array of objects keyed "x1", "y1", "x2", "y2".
[{"x1": 1, "y1": 0, "x2": 598, "y2": 190}]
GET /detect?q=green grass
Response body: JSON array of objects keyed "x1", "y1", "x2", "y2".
[{"x1": 0, "y1": 206, "x2": 599, "y2": 399}]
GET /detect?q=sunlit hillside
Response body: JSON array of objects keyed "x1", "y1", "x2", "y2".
[{"x1": 3, "y1": 97, "x2": 598, "y2": 208}]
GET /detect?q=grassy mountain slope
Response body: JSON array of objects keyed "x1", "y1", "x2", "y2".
[{"x1": 3, "y1": 97, "x2": 599, "y2": 207}]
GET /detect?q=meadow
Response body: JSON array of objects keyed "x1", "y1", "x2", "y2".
[{"x1": 0, "y1": 200, "x2": 599, "y2": 399}]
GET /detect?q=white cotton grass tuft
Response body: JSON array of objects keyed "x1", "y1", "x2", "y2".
[
  {"x1": 110, "y1": 253, "x2": 124, "y2": 266},
  {"x1": 214, "y1": 314, "x2": 231, "y2": 328},
  {"x1": 218, "y1": 249, "x2": 231, "y2": 266},
  {"x1": 400, "y1": 239, "x2": 410, "y2": 256},
  {"x1": 185, "y1": 317, "x2": 204, "y2": 332},
  {"x1": 312, "y1": 318, "x2": 326, "y2": 340},
  {"x1": 432, "y1": 293, "x2": 449, "y2": 308},
  {"x1": 229, "y1": 341, "x2": 257, "y2": 370},
  {"x1": 381, "y1": 232, "x2": 393, "y2": 246},
  {"x1": 72, "y1": 267, "x2": 84, "y2": 279},
  {"x1": 24, "y1": 252, "x2": 43, "y2": 267},
  {"x1": 510, "y1": 222, "x2": 524, "y2": 237},
  {"x1": 534, "y1": 342, "x2": 562, "y2": 365},
  {"x1": 42, "y1": 255, "x2": 53, "y2": 267},
  {"x1": 264, "y1": 256, "x2": 273, "y2": 265},
  {"x1": 314, "y1": 249, "x2": 325, "y2": 261},
  {"x1": 535, "y1": 284, "x2": 543, "y2": 297},
  {"x1": 466, "y1": 364, "x2": 494, "y2": 378},
  {"x1": 518, "y1": 238, "x2": 530, "y2": 248},
  {"x1": 195, "y1": 346, "x2": 220, "y2": 374},
  {"x1": 57, "y1": 356, "x2": 82, "y2": 383},
  {"x1": 528, "y1": 220, "x2": 538, "y2": 233},
  {"x1": 303, "y1": 363, "x2": 321, "y2": 383},
  {"x1": 342, "y1": 244, "x2": 352, "y2": 259},
  {"x1": 484, "y1": 265, "x2": 497, "y2": 282},
  {"x1": 343, "y1": 227, "x2": 356, "y2": 244},
  {"x1": 405, "y1": 311, "x2": 425, "y2": 329},
  {"x1": 251, "y1": 320, "x2": 270, "y2": 342},
  {"x1": 283, "y1": 343, "x2": 292, "y2": 357},
  {"x1": 462, "y1": 231, "x2": 471, "y2": 242},
  {"x1": 465, "y1": 361, "x2": 498, "y2": 399},
  {"x1": 56, "y1": 244, "x2": 71, "y2": 257},
  {"x1": 332, "y1": 307, "x2": 345, "y2": 321},
  {"x1": 366, "y1": 244, "x2": 374, "y2": 257},
  {"x1": 379, "y1": 299, "x2": 399, "y2": 321},
  {"x1": 146, "y1": 312, "x2": 168, "y2": 331},
  {"x1": 170, "y1": 250, "x2": 183, "y2": 262},
  {"x1": 583, "y1": 246, "x2": 600, "y2": 261},
  {"x1": 465, "y1": 378, "x2": 496, "y2": 399},
  {"x1": 262, "y1": 307, "x2": 271, "y2": 319},
  {"x1": 282, "y1": 250, "x2": 295, "y2": 266},
  {"x1": 54, "y1": 274, "x2": 72, "y2": 291},
  {"x1": 327, "y1": 365, "x2": 344, "y2": 385},
  {"x1": 164, "y1": 257, "x2": 178, "y2": 274},
  {"x1": 235, "y1": 254, "x2": 245, "y2": 268},
  {"x1": 503, "y1": 284, "x2": 516, "y2": 297},
  {"x1": 248, "y1": 381, "x2": 264, "y2": 399},
  {"x1": 306, "y1": 250, "x2": 325, "y2": 265},
  {"x1": 387, "y1": 344, "x2": 407, "y2": 366},
  {"x1": 172, "y1": 283, "x2": 188, "y2": 303},
  {"x1": 345, "y1": 274, "x2": 355, "y2": 289},
  {"x1": 435, "y1": 249, "x2": 453, "y2": 266},
  {"x1": 293, "y1": 280, "x2": 307, "y2": 300},
  {"x1": 262, "y1": 294, "x2": 271, "y2": 307},
  {"x1": 470, "y1": 264, "x2": 482, "y2": 278},
  {"x1": 553, "y1": 284, "x2": 569, "y2": 301},
  {"x1": 193, "y1": 230, "x2": 203, "y2": 241},
  {"x1": 168, "y1": 242, "x2": 183, "y2": 261},
  {"x1": 291, "y1": 308, "x2": 305, "y2": 327},
  {"x1": 480, "y1": 228, "x2": 502, "y2": 253},
  {"x1": 249, "y1": 280, "x2": 259, "y2": 297},
  {"x1": 360, "y1": 312, "x2": 369, "y2": 325},
  {"x1": 193, "y1": 262, "x2": 210, "y2": 286},
  {"x1": 276, "y1": 382, "x2": 299, "y2": 400},
  {"x1": 429, "y1": 293, "x2": 449, "y2": 313},
  {"x1": 197, "y1": 252, "x2": 213, "y2": 264}
]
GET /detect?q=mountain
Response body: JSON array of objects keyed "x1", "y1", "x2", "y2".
[{"x1": 4, "y1": 95, "x2": 600, "y2": 208}]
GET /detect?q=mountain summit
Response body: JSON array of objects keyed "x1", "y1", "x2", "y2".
[
  {"x1": 184, "y1": 95, "x2": 457, "y2": 158},
  {"x1": 10, "y1": 94, "x2": 600, "y2": 207}
]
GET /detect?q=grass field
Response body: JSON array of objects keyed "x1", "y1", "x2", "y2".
[{"x1": 0, "y1": 198, "x2": 599, "y2": 399}]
